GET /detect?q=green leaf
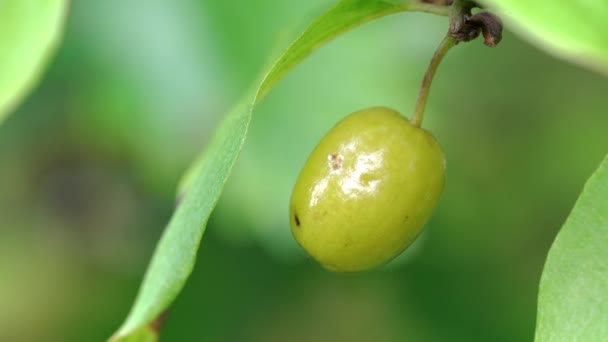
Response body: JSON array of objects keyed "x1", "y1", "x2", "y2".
[
  {"x1": 481, "y1": 0, "x2": 608, "y2": 75},
  {"x1": 110, "y1": 325, "x2": 158, "y2": 342},
  {"x1": 535, "y1": 155, "x2": 608, "y2": 341},
  {"x1": 0, "y1": 0, "x2": 68, "y2": 124},
  {"x1": 110, "y1": 1, "x2": 448, "y2": 340}
]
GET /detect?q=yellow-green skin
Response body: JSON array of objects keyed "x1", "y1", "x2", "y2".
[{"x1": 290, "y1": 107, "x2": 445, "y2": 272}]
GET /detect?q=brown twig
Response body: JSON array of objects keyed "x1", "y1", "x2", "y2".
[{"x1": 449, "y1": 0, "x2": 502, "y2": 47}]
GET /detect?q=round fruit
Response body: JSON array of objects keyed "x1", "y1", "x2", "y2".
[{"x1": 289, "y1": 107, "x2": 445, "y2": 272}]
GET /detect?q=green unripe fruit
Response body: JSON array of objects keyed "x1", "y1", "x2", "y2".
[{"x1": 289, "y1": 107, "x2": 445, "y2": 272}]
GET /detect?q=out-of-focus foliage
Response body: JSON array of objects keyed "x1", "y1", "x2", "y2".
[
  {"x1": 0, "y1": 0, "x2": 67, "y2": 124},
  {"x1": 482, "y1": 0, "x2": 608, "y2": 75},
  {"x1": 536, "y1": 156, "x2": 608, "y2": 341},
  {"x1": 0, "y1": 0, "x2": 607, "y2": 341}
]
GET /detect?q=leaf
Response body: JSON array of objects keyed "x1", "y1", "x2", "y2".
[
  {"x1": 110, "y1": 1, "x2": 449, "y2": 340},
  {"x1": 110, "y1": 326, "x2": 157, "y2": 342},
  {"x1": 535, "y1": 155, "x2": 608, "y2": 342},
  {"x1": 481, "y1": 0, "x2": 608, "y2": 76},
  {"x1": 0, "y1": 0, "x2": 68, "y2": 124}
]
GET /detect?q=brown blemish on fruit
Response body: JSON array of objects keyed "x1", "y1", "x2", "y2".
[
  {"x1": 294, "y1": 214, "x2": 300, "y2": 227},
  {"x1": 328, "y1": 153, "x2": 344, "y2": 170}
]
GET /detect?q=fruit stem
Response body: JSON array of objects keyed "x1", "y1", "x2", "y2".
[{"x1": 410, "y1": 34, "x2": 455, "y2": 128}]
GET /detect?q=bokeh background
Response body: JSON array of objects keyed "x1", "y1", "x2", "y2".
[{"x1": 1, "y1": 1, "x2": 607, "y2": 341}]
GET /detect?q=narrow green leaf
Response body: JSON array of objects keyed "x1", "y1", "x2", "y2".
[
  {"x1": 110, "y1": 1, "x2": 448, "y2": 340},
  {"x1": 110, "y1": 326, "x2": 157, "y2": 342},
  {"x1": 481, "y1": 0, "x2": 608, "y2": 75},
  {"x1": 536, "y1": 155, "x2": 608, "y2": 341},
  {"x1": 0, "y1": 0, "x2": 68, "y2": 124}
]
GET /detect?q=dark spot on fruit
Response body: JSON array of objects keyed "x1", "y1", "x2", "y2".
[
  {"x1": 328, "y1": 153, "x2": 344, "y2": 170},
  {"x1": 294, "y1": 214, "x2": 300, "y2": 226}
]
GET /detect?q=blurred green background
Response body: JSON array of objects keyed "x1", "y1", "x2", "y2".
[{"x1": 1, "y1": 1, "x2": 607, "y2": 341}]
